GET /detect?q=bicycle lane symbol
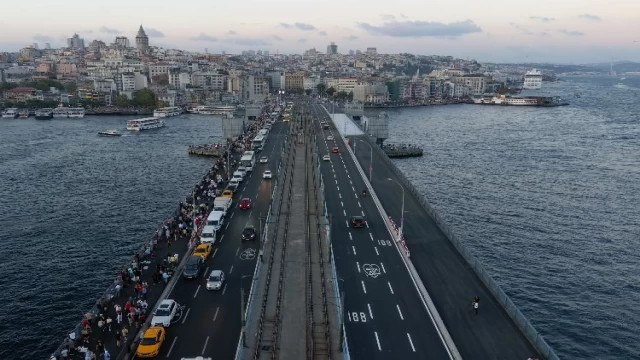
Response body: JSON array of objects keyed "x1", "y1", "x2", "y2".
[
  {"x1": 240, "y1": 248, "x2": 256, "y2": 260},
  {"x1": 362, "y1": 264, "x2": 381, "y2": 278}
]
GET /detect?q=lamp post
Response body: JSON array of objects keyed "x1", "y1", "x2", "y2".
[{"x1": 387, "y1": 178, "x2": 405, "y2": 239}]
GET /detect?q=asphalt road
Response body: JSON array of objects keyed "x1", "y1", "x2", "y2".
[
  {"x1": 349, "y1": 120, "x2": 540, "y2": 357},
  {"x1": 153, "y1": 118, "x2": 289, "y2": 360},
  {"x1": 310, "y1": 102, "x2": 452, "y2": 360}
]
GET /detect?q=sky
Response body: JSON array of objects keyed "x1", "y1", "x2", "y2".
[{"x1": 1, "y1": 0, "x2": 639, "y2": 63}]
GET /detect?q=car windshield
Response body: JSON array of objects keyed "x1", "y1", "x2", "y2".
[
  {"x1": 155, "y1": 308, "x2": 171, "y2": 316},
  {"x1": 209, "y1": 275, "x2": 220, "y2": 282},
  {"x1": 202, "y1": 232, "x2": 214, "y2": 238},
  {"x1": 353, "y1": 217, "x2": 363, "y2": 222},
  {"x1": 243, "y1": 228, "x2": 255, "y2": 235},
  {"x1": 140, "y1": 336, "x2": 158, "y2": 345}
]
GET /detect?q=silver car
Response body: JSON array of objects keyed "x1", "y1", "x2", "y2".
[{"x1": 206, "y1": 270, "x2": 225, "y2": 290}]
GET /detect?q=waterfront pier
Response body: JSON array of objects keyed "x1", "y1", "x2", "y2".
[{"x1": 187, "y1": 144, "x2": 225, "y2": 157}]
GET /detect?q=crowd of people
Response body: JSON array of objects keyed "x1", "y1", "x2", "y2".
[{"x1": 51, "y1": 102, "x2": 280, "y2": 360}]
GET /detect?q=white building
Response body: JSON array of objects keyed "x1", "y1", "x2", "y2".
[
  {"x1": 148, "y1": 63, "x2": 170, "y2": 82},
  {"x1": 191, "y1": 72, "x2": 225, "y2": 90}
]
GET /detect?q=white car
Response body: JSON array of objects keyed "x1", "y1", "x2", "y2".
[
  {"x1": 323, "y1": 155, "x2": 330, "y2": 161},
  {"x1": 259, "y1": 156, "x2": 268, "y2": 163},
  {"x1": 327, "y1": 135, "x2": 334, "y2": 141},
  {"x1": 206, "y1": 270, "x2": 225, "y2": 290},
  {"x1": 263, "y1": 170, "x2": 273, "y2": 179},
  {"x1": 237, "y1": 166, "x2": 247, "y2": 176},
  {"x1": 151, "y1": 299, "x2": 178, "y2": 327}
]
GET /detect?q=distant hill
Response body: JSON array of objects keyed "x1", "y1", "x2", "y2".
[{"x1": 582, "y1": 61, "x2": 640, "y2": 73}]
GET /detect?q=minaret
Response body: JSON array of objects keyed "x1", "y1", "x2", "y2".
[{"x1": 136, "y1": 25, "x2": 149, "y2": 54}]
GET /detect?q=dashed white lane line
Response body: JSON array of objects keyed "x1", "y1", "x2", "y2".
[
  {"x1": 341, "y1": 201, "x2": 344, "y2": 207},
  {"x1": 361, "y1": 281, "x2": 367, "y2": 294},
  {"x1": 374, "y1": 247, "x2": 379, "y2": 256},
  {"x1": 212, "y1": 248, "x2": 218, "y2": 259},
  {"x1": 381, "y1": 262, "x2": 386, "y2": 273},
  {"x1": 229, "y1": 265, "x2": 234, "y2": 274},
  {"x1": 193, "y1": 285, "x2": 201, "y2": 299},
  {"x1": 369, "y1": 233, "x2": 374, "y2": 241},
  {"x1": 345, "y1": 220, "x2": 349, "y2": 228},
  {"x1": 166, "y1": 337, "x2": 178, "y2": 357},
  {"x1": 361, "y1": 210, "x2": 365, "y2": 217},
  {"x1": 352, "y1": 186, "x2": 356, "y2": 192},
  {"x1": 407, "y1": 333, "x2": 416, "y2": 352},
  {"x1": 226, "y1": 223, "x2": 230, "y2": 230},
  {"x1": 213, "y1": 307, "x2": 220, "y2": 321},
  {"x1": 349, "y1": 232, "x2": 352, "y2": 240},
  {"x1": 204, "y1": 267, "x2": 209, "y2": 278},
  {"x1": 222, "y1": 283, "x2": 228, "y2": 295},
  {"x1": 343, "y1": 209, "x2": 346, "y2": 217},
  {"x1": 397, "y1": 304, "x2": 405, "y2": 320},
  {"x1": 388, "y1": 281, "x2": 394, "y2": 294},
  {"x1": 374, "y1": 331, "x2": 381, "y2": 351},
  {"x1": 235, "y1": 247, "x2": 240, "y2": 257},
  {"x1": 219, "y1": 235, "x2": 224, "y2": 244},
  {"x1": 358, "y1": 201, "x2": 362, "y2": 208},
  {"x1": 356, "y1": 261, "x2": 361, "y2": 273},
  {"x1": 202, "y1": 335, "x2": 210, "y2": 355},
  {"x1": 348, "y1": 174, "x2": 351, "y2": 179},
  {"x1": 182, "y1": 308, "x2": 191, "y2": 324},
  {"x1": 366, "y1": 221, "x2": 370, "y2": 228},
  {"x1": 337, "y1": 185, "x2": 340, "y2": 191},
  {"x1": 231, "y1": 213, "x2": 234, "y2": 219},
  {"x1": 352, "y1": 246, "x2": 357, "y2": 255},
  {"x1": 339, "y1": 193, "x2": 342, "y2": 199},
  {"x1": 368, "y1": 303, "x2": 374, "y2": 319}
]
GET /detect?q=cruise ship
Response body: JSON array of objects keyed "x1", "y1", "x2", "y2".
[
  {"x1": 1, "y1": 108, "x2": 19, "y2": 118},
  {"x1": 52, "y1": 107, "x2": 69, "y2": 118},
  {"x1": 127, "y1": 117, "x2": 165, "y2": 131},
  {"x1": 35, "y1": 108, "x2": 54, "y2": 120},
  {"x1": 68, "y1": 108, "x2": 85, "y2": 118},
  {"x1": 153, "y1": 106, "x2": 182, "y2": 117},
  {"x1": 523, "y1": 69, "x2": 543, "y2": 90}
]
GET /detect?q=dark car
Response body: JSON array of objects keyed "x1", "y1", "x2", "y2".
[
  {"x1": 351, "y1": 216, "x2": 366, "y2": 228},
  {"x1": 242, "y1": 226, "x2": 257, "y2": 241},
  {"x1": 183, "y1": 256, "x2": 204, "y2": 279}
]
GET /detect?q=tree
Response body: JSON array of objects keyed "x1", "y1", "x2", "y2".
[
  {"x1": 64, "y1": 82, "x2": 77, "y2": 94},
  {"x1": 325, "y1": 86, "x2": 336, "y2": 97},
  {"x1": 316, "y1": 83, "x2": 326, "y2": 95},
  {"x1": 115, "y1": 94, "x2": 130, "y2": 107},
  {"x1": 305, "y1": 89, "x2": 312, "y2": 96},
  {"x1": 335, "y1": 91, "x2": 348, "y2": 100},
  {"x1": 347, "y1": 91, "x2": 354, "y2": 102},
  {"x1": 133, "y1": 88, "x2": 156, "y2": 108}
]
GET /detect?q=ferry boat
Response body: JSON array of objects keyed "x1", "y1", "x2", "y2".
[
  {"x1": 18, "y1": 109, "x2": 29, "y2": 119},
  {"x1": 35, "y1": 108, "x2": 54, "y2": 120},
  {"x1": 98, "y1": 130, "x2": 122, "y2": 136},
  {"x1": 1, "y1": 108, "x2": 19, "y2": 118},
  {"x1": 472, "y1": 95, "x2": 568, "y2": 107},
  {"x1": 127, "y1": 117, "x2": 165, "y2": 131},
  {"x1": 189, "y1": 105, "x2": 236, "y2": 116},
  {"x1": 52, "y1": 107, "x2": 69, "y2": 118},
  {"x1": 153, "y1": 107, "x2": 182, "y2": 117},
  {"x1": 68, "y1": 108, "x2": 85, "y2": 118}
]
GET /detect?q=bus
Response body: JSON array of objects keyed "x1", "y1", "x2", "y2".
[
  {"x1": 240, "y1": 151, "x2": 255, "y2": 170},
  {"x1": 252, "y1": 135, "x2": 265, "y2": 150}
]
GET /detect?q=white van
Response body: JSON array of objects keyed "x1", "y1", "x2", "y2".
[
  {"x1": 232, "y1": 171, "x2": 244, "y2": 182},
  {"x1": 206, "y1": 211, "x2": 225, "y2": 231},
  {"x1": 200, "y1": 225, "x2": 217, "y2": 244},
  {"x1": 228, "y1": 177, "x2": 241, "y2": 190},
  {"x1": 213, "y1": 197, "x2": 232, "y2": 214}
]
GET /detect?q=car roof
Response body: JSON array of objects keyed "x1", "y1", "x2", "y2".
[
  {"x1": 145, "y1": 326, "x2": 164, "y2": 336},
  {"x1": 196, "y1": 244, "x2": 209, "y2": 249},
  {"x1": 244, "y1": 225, "x2": 256, "y2": 230},
  {"x1": 159, "y1": 299, "x2": 174, "y2": 307},
  {"x1": 241, "y1": 198, "x2": 250, "y2": 201},
  {"x1": 209, "y1": 270, "x2": 223, "y2": 277},
  {"x1": 352, "y1": 216, "x2": 364, "y2": 220},
  {"x1": 188, "y1": 255, "x2": 202, "y2": 263}
]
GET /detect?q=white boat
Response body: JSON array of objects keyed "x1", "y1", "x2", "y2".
[
  {"x1": 98, "y1": 129, "x2": 122, "y2": 136},
  {"x1": 153, "y1": 107, "x2": 182, "y2": 117},
  {"x1": 52, "y1": 107, "x2": 68, "y2": 118},
  {"x1": 68, "y1": 108, "x2": 85, "y2": 118},
  {"x1": 189, "y1": 105, "x2": 236, "y2": 115},
  {"x1": 1, "y1": 108, "x2": 19, "y2": 118},
  {"x1": 523, "y1": 69, "x2": 543, "y2": 90},
  {"x1": 127, "y1": 117, "x2": 165, "y2": 131}
]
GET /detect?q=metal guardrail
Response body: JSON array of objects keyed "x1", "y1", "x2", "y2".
[{"x1": 357, "y1": 133, "x2": 559, "y2": 360}]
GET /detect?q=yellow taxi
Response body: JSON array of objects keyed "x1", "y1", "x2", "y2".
[
  {"x1": 135, "y1": 326, "x2": 166, "y2": 358},
  {"x1": 193, "y1": 243, "x2": 212, "y2": 259},
  {"x1": 222, "y1": 189, "x2": 233, "y2": 198},
  {"x1": 283, "y1": 117, "x2": 290, "y2": 122}
]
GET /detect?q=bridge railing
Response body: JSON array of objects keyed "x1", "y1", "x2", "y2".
[{"x1": 357, "y1": 134, "x2": 559, "y2": 360}]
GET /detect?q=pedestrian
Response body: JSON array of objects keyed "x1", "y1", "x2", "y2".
[
  {"x1": 121, "y1": 327, "x2": 129, "y2": 339},
  {"x1": 472, "y1": 296, "x2": 479, "y2": 316},
  {"x1": 115, "y1": 331, "x2": 122, "y2": 347},
  {"x1": 106, "y1": 316, "x2": 112, "y2": 332}
]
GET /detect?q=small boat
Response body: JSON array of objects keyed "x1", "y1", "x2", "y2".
[
  {"x1": 18, "y1": 109, "x2": 30, "y2": 118},
  {"x1": 98, "y1": 130, "x2": 122, "y2": 137}
]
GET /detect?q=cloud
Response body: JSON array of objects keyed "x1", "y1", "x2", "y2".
[
  {"x1": 558, "y1": 29, "x2": 584, "y2": 36},
  {"x1": 298, "y1": 38, "x2": 307, "y2": 43},
  {"x1": 99, "y1": 26, "x2": 121, "y2": 34},
  {"x1": 145, "y1": 28, "x2": 165, "y2": 37},
  {"x1": 318, "y1": 31, "x2": 328, "y2": 36},
  {"x1": 227, "y1": 37, "x2": 271, "y2": 46},
  {"x1": 509, "y1": 22, "x2": 534, "y2": 35},
  {"x1": 399, "y1": 14, "x2": 409, "y2": 19},
  {"x1": 357, "y1": 19, "x2": 481, "y2": 37},
  {"x1": 529, "y1": 16, "x2": 555, "y2": 22},
  {"x1": 84, "y1": 30, "x2": 94, "y2": 34},
  {"x1": 272, "y1": 35, "x2": 283, "y2": 41},
  {"x1": 279, "y1": 23, "x2": 292, "y2": 28},
  {"x1": 381, "y1": 14, "x2": 395, "y2": 21},
  {"x1": 295, "y1": 22, "x2": 316, "y2": 31},
  {"x1": 33, "y1": 34, "x2": 54, "y2": 42},
  {"x1": 227, "y1": 30, "x2": 237, "y2": 35},
  {"x1": 578, "y1": 14, "x2": 602, "y2": 22},
  {"x1": 344, "y1": 35, "x2": 358, "y2": 41},
  {"x1": 191, "y1": 33, "x2": 218, "y2": 41}
]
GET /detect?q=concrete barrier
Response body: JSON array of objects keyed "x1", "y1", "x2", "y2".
[{"x1": 354, "y1": 126, "x2": 560, "y2": 360}]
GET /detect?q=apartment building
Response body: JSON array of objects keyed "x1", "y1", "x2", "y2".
[
  {"x1": 451, "y1": 75, "x2": 487, "y2": 95},
  {"x1": 352, "y1": 82, "x2": 389, "y2": 103},
  {"x1": 191, "y1": 72, "x2": 225, "y2": 90},
  {"x1": 284, "y1": 72, "x2": 305, "y2": 91},
  {"x1": 337, "y1": 78, "x2": 358, "y2": 93},
  {"x1": 149, "y1": 63, "x2": 170, "y2": 82}
]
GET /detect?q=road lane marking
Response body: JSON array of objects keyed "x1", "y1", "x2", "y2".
[
  {"x1": 407, "y1": 333, "x2": 416, "y2": 352},
  {"x1": 352, "y1": 246, "x2": 357, "y2": 255},
  {"x1": 381, "y1": 262, "x2": 386, "y2": 273},
  {"x1": 374, "y1": 247, "x2": 379, "y2": 256},
  {"x1": 358, "y1": 201, "x2": 361, "y2": 208},
  {"x1": 349, "y1": 232, "x2": 352, "y2": 240},
  {"x1": 361, "y1": 281, "x2": 367, "y2": 294},
  {"x1": 339, "y1": 193, "x2": 342, "y2": 199},
  {"x1": 212, "y1": 248, "x2": 218, "y2": 259},
  {"x1": 374, "y1": 331, "x2": 381, "y2": 351},
  {"x1": 226, "y1": 223, "x2": 230, "y2": 229},
  {"x1": 388, "y1": 282, "x2": 394, "y2": 294},
  {"x1": 345, "y1": 220, "x2": 349, "y2": 227},
  {"x1": 166, "y1": 337, "x2": 178, "y2": 357},
  {"x1": 236, "y1": 247, "x2": 240, "y2": 256},
  {"x1": 361, "y1": 211, "x2": 365, "y2": 217},
  {"x1": 248, "y1": 211, "x2": 252, "y2": 217},
  {"x1": 356, "y1": 261, "x2": 360, "y2": 273},
  {"x1": 182, "y1": 308, "x2": 191, "y2": 324},
  {"x1": 213, "y1": 307, "x2": 220, "y2": 321},
  {"x1": 341, "y1": 201, "x2": 344, "y2": 207},
  {"x1": 229, "y1": 265, "x2": 234, "y2": 274},
  {"x1": 202, "y1": 335, "x2": 210, "y2": 355},
  {"x1": 337, "y1": 186, "x2": 340, "y2": 191},
  {"x1": 222, "y1": 283, "x2": 228, "y2": 295},
  {"x1": 397, "y1": 304, "x2": 404, "y2": 320},
  {"x1": 231, "y1": 213, "x2": 234, "y2": 219},
  {"x1": 193, "y1": 285, "x2": 201, "y2": 298},
  {"x1": 366, "y1": 221, "x2": 370, "y2": 228},
  {"x1": 220, "y1": 235, "x2": 224, "y2": 243},
  {"x1": 368, "y1": 303, "x2": 374, "y2": 319},
  {"x1": 204, "y1": 267, "x2": 209, "y2": 278},
  {"x1": 369, "y1": 233, "x2": 374, "y2": 241}
]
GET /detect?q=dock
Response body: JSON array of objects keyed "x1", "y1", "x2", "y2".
[
  {"x1": 187, "y1": 144, "x2": 225, "y2": 157},
  {"x1": 382, "y1": 143, "x2": 424, "y2": 158}
]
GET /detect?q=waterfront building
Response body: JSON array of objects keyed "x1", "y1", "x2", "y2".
[{"x1": 5, "y1": 87, "x2": 44, "y2": 101}]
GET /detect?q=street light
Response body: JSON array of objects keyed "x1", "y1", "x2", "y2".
[
  {"x1": 387, "y1": 178, "x2": 405, "y2": 239},
  {"x1": 355, "y1": 139, "x2": 373, "y2": 182}
]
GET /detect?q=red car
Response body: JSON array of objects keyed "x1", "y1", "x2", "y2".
[
  {"x1": 239, "y1": 198, "x2": 252, "y2": 210},
  {"x1": 331, "y1": 147, "x2": 340, "y2": 153}
]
